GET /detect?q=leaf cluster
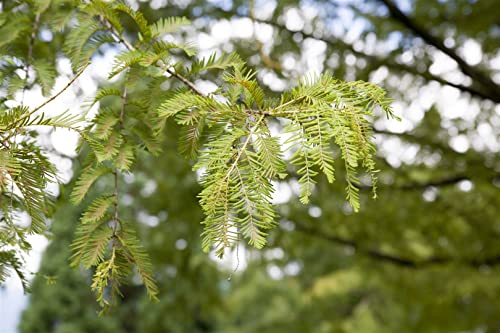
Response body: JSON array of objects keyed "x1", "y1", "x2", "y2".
[{"x1": 0, "y1": 0, "x2": 395, "y2": 310}]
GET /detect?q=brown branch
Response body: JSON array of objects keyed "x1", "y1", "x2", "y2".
[
  {"x1": 22, "y1": 13, "x2": 41, "y2": 103},
  {"x1": 112, "y1": 75, "x2": 129, "y2": 237},
  {"x1": 378, "y1": 0, "x2": 500, "y2": 100},
  {"x1": 357, "y1": 174, "x2": 469, "y2": 192},
  {"x1": 100, "y1": 16, "x2": 206, "y2": 97},
  {"x1": 397, "y1": 175, "x2": 469, "y2": 190},
  {"x1": 295, "y1": 222, "x2": 500, "y2": 269},
  {"x1": 165, "y1": 67, "x2": 205, "y2": 97},
  {"x1": 112, "y1": 170, "x2": 120, "y2": 234},
  {"x1": 31, "y1": 62, "x2": 90, "y2": 115},
  {"x1": 220, "y1": 9, "x2": 499, "y2": 103},
  {"x1": 5, "y1": 62, "x2": 90, "y2": 141}
]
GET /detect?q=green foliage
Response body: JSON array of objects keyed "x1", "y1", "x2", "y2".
[
  {"x1": 14, "y1": 0, "x2": 500, "y2": 331},
  {"x1": 0, "y1": 0, "x2": 393, "y2": 310},
  {"x1": 80, "y1": 195, "x2": 114, "y2": 224},
  {"x1": 32, "y1": 59, "x2": 57, "y2": 96},
  {"x1": 188, "y1": 52, "x2": 244, "y2": 75},
  {"x1": 0, "y1": 105, "x2": 83, "y2": 291},
  {"x1": 149, "y1": 16, "x2": 191, "y2": 38},
  {"x1": 71, "y1": 166, "x2": 112, "y2": 205},
  {"x1": 0, "y1": 250, "x2": 29, "y2": 291}
]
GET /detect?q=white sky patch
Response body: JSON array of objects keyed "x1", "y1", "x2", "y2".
[
  {"x1": 271, "y1": 181, "x2": 293, "y2": 205},
  {"x1": 449, "y1": 134, "x2": 470, "y2": 153},
  {"x1": 260, "y1": 70, "x2": 288, "y2": 91},
  {"x1": 344, "y1": 18, "x2": 366, "y2": 44},
  {"x1": 282, "y1": 53, "x2": 298, "y2": 71},
  {"x1": 430, "y1": 52, "x2": 458, "y2": 76},
  {"x1": 379, "y1": 31, "x2": 402, "y2": 54},
  {"x1": 231, "y1": 18, "x2": 254, "y2": 39},
  {"x1": 175, "y1": 238, "x2": 188, "y2": 250},
  {"x1": 417, "y1": 82, "x2": 439, "y2": 110},
  {"x1": 0, "y1": 276, "x2": 27, "y2": 333},
  {"x1": 336, "y1": 7, "x2": 354, "y2": 32},
  {"x1": 196, "y1": 32, "x2": 218, "y2": 53},
  {"x1": 253, "y1": 0, "x2": 277, "y2": 20},
  {"x1": 211, "y1": 20, "x2": 232, "y2": 44},
  {"x1": 149, "y1": 0, "x2": 167, "y2": 10},
  {"x1": 199, "y1": 16, "x2": 271, "y2": 55},
  {"x1": 406, "y1": 102, "x2": 425, "y2": 124},
  {"x1": 254, "y1": 23, "x2": 274, "y2": 44},
  {"x1": 399, "y1": 50, "x2": 414, "y2": 64},
  {"x1": 264, "y1": 247, "x2": 284, "y2": 260},
  {"x1": 378, "y1": 137, "x2": 420, "y2": 167},
  {"x1": 302, "y1": 38, "x2": 327, "y2": 74},
  {"x1": 140, "y1": 179, "x2": 158, "y2": 197},
  {"x1": 370, "y1": 66, "x2": 389, "y2": 84},
  {"x1": 137, "y1": 210, "x2": 160, "y2": 228},
  {"x1": 477, "y1": 122, "x2": 500, "y2": 152},
  {"x1": 194, "y1": 80, "x2": 219, "y2": 95},
  {"x1": 284, "y1": 261, "x2": 301, "y2": 276},
  {"x1": 266, "y1": 264, "x2": 284, "y2": 280},
  {"x1": 284, "y1": 8, "x2": 305, "y2": 32},
  {"x1": 308, "y1": 206, "x2": 322, "y2": 218},
  {"x1": 437, "y1": 86, "x2": 480, "y2": 122},
  {"x1": 489, "y1": 51, "x2": 500, "y2": 70},
  {"x1": 380, "y1": 101, "x2": 413, "y2": 133},
  {"x1": 458, "y1": 180, "x2": 474, "y2": 192},
  {"x1": 51, "y1": 129, "x2": 79, "y2": 158},
  {"x1": 460, "y1": 39, "x2": 483, "y2": 66},
  {"x1": 442, "y1": 70, "x2": 472, "y2": 86},
  {"x1": 53, "y1": 154, "x2": 74, "y2": 184},
  {"x1": 301, "y1": 2, "x2": 320, "y2": 20},
  {"x1": 91, "y1": 47, "x2": 122, "y2": 81},
  {"x1": 1, "y1": 235, "x2": 49, "y2": 333},
  {"x1": 493, "y1": 73, "x2": 500, "y2": 84},
  {"x1": 363, "y1": 32, "x2": 377, "y2": 55},
  {"x1": 422, "y1": 187, "x2": 438, "y2": 202}
]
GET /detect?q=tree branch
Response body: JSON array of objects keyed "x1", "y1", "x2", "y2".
[
  {"x1": 378, "y1": 0, "x2": 500, "y2": 100},
  {"x1": 100, "y1": 16, "x2": 206, "y2": 97},
  {"x1": 357, "y1": 174, "x2": 469, "y2": 192},
  {"x1": 220, "y1": 9, "x2": 499, "y2": 103},
  {"x1": 294, "y1": 222, "x2": 500, "y2": 269},
  {"x1": 6, "y1": 61, "x2": 90, "y2": 139},
  {"x1": 22, "y1": 13, "x2": 41, "y2": 103},
  {"x1": 397, "y1": 175, "x2": 469, "y2": 190},
  {"x1": 31, "y1": 62, "x2": 90, "y2": 115}
]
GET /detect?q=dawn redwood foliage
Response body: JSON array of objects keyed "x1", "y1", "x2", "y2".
[{"x1": 0, "y1": 0, "x2": 395, "y2": 310}]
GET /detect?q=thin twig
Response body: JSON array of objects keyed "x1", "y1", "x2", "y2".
[
  {"x1": 21, "y1": 13, "x2": 41, "y2": 104},
  {"x1": 100, "y1": 16, "x2": 206, "y2": 97},
  {"x1": 272, "y1": 96, "x2": 306, "y2": 112},
  {"x1": 119, "y1": 84, "x2": 127, "y2": 123},
  {"x1": 112, "y1": 75, "x2": 129, "y2": 236},
  {"x1": 165, "y1": 67, "x2": 205, "y2": 97},
  {"x1": 112, "y1": 170, "x2": 120, "y2": 235},
  {"x1": 16, "y1": 62, "x2": 91, "y2": 127}
]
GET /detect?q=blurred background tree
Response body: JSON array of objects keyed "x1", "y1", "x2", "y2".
[{"x1": 18, "y1": 0, "x2": 500, "y2": 332}]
